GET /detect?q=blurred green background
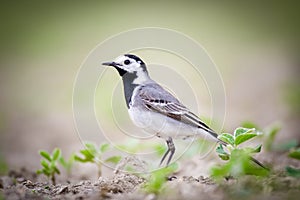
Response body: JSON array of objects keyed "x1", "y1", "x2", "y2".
[{"x1": 0, "y1": 0, "x2": 299, "y2": 173}]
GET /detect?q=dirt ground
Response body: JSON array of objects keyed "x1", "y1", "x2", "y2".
[{"x1": 1, "y1": 151, "x2": 300, "y2": 200}]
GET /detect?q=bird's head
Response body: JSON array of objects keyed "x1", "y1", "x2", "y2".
[{"x1": 102, "y1": 54, "x2": 148, "y2": 77}]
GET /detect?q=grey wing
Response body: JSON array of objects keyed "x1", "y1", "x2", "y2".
[{"x1": 138, "y1": 84, "x2": 219, "y2": 138}]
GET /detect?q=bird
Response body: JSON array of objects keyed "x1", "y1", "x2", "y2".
[{"x1": 102, "y1": 54, "x2": 267, "y2": 169}]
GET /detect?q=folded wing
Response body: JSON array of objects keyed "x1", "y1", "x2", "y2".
[{"x1": 138, "y1": 84, "x2": 219, "y2": 139}]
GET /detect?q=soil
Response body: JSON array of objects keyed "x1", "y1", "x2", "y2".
[{"x1": 1, "y1": 153, "x2": 300, "y2": 200}]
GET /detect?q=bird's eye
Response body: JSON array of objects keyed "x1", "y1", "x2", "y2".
[{"x1": 124, "y1": 59, "x2": 131, "y2": 65}]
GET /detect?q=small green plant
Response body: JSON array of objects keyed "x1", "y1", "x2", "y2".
[
  {"x1": 143, "y1": 163, "x2": 178, "y2": 194},
  {"x1": 288, "y1": 148, "x2": 300, "y2": 160},
  {"x1": 240, "y1": 121, "x2": 260, "y2": 130},
  {"x1": 74, "y1": 142, "x2": 121, "y2": 177},
  {"x1": 241, "y1": 121, "x2": 298, "y2": 152},
  {"x1": 36, "y1": 148, "x2": 61, "y2": 185},
  {"x1": 211, "y1": 127, "x2": 268, "y2": 180},
  {"x1": 286, "y1": 148, "x2": 300, "y2": 178},
  {"x1": 59, "y1": 153, "x2": 75, "y2": 176},
  {"x1": 286, "y1": 166, "x2": 300, "y2": 178},
  {"x1": 263, "y1": 124, "x2": 281, "y2": 151}
]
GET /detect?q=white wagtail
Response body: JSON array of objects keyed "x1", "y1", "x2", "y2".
[{"x1": 102, "y1": 54, "x2": 266, "y2": 168}]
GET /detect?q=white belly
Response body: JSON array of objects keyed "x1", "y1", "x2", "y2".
[{"x1": 128, "y1": 107, "x2": 217, "y2": 141}]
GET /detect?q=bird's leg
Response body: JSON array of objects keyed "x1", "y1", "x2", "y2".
[
  {"x1": 159, "y1": 137, "x2": 175, "y2": 166},
  {"x1": 159, "y1": 148, "x2": 170, "y2": 166},
  {"x1": 166, "y1": 137, "x2": 175, "y2": 166}
]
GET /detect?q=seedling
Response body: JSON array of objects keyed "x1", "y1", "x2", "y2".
[
  {"x1": 211, "y1": 127, "x2": 268, "y2": 180},
  {"x1": 143, "y1": 163, "x2": 178, "y2": 194},
  {"x1": 74, "y1": 142, "x2": 121, "y2": 177},
  {"x1": 36, "y1": 148, "x2": 61, "y2": 185},
  {"x1": 59, "y1": 153, "x2": 76, "y2": 176},
  {"x1": 241, "y1": 121, "x2": 297, "y2": 152},
  {"x1": 288, "y1": 148, "x2": 300, "y2": 160},
  {"x1": 263, "y1": 125, "x2": 278, "y2": 151},
  {"x1": 286, "y1": 148, "x2": 300, "y2": 178}
]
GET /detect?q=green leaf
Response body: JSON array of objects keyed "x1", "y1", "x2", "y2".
[
  {"x1": 39, "y1": 151, "x2": 51, "y2": 162},
  {"x1": 100, "y1": 143, "x2": 110, "y2": 153},
  {"x1": 81, "y1": 143, "x2": 96, "y2": 160},
  {"x1": 234, "y1": 127, "x2": 255, "y2": 138},
  {"x1": 144, "y1": 163, "x2": 178, "y2": 194},
  {"x1": 286, "y1": 166, "x2": 300, "y2": 178},
  {"x1": 153, "y1": 144, "x2": 167, "y2": 156},
  {"x1": 240, "y1": 121, "x2": 260, "y2": 130},
  {"x1": 216, "y1": 144, "x2": 226, "y2": 154},
  {"x1": 211, "y1": 148, "x2": 269, "y2": 181},
  {"x1": 235, "y1": 133, "x2": 257, "y2": 146},
  {"x1": 74, "y1": 155, "x2": 91, "y2": 163},
  {"x1": 85, "y1": 143, "x2": 97, "y2": 152},
  {"x1": 59, "y1": 154, "x2": 75, "y2": 173},
  {"x1": 105, "y1": 156, "x2": 121, "y2": 164},
  {"x1": 54, "y1": 167, "x2": 60, "y2": 175},
  {"x1": 168, "y1": 162, "x2": 179, "y2": 171},
  {"x1": 37, "y1": 169, "x2": 50, "y2": 176},
  {"x1": 264, "y1": 124, "x2": 281, "y2": 151},
  {"x1": 243, "y1": 144, "x2": 262, "y2": 154},
  {"x1": 80, "y1": 149, "x2": 90, "y2": 157},
  {"x1": 218, "y1": 154, "x2": 230, "y2": 160},
  {"x1": 216, "y1": 144, "x2": 230, "y2": 160},
  {"x1": 252, "y1": 144, "x2": 262, "y2": 153},
  {"x1": 52, "y1": 148, "x2": 61, "y2": 161},
  {"x1": 59, "y1": 157, "x2": 67, "y2": 167},
  {"x1": 80, "y1": 149, "x2": 94, "y2": 160},
  {"x1": 42, "y1": 169, "x2": 51, "y2": 176},
  {"x1": 288, "y1": 148, "x2": 300, "y2": 160},
  {"x1": 50, "y1": 160, "x2": 56, "y2": 169},
  {"x1": 210, "y1": 162, "x2": 231, "y2": 180},
  {"x1": 218, "y1": 133, "x2": 234, "y2": 146},
  {"x1": 37, "y1": 168, "x2": 51, "y2": 176},
  {"x1": 41, "y1": 159, "x2": 49, "y2": 169}
]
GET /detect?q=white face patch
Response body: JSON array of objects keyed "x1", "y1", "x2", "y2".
[
  {"x1": 112, "y1": 55, "x2": 150, "y2": 84},
  {"x1": 113, "y1": 55, "x2": 141, "y2": 73}
]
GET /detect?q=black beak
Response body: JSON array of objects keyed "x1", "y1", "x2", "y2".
[
  {"x1": 102, "y1": 61, "x2": 121, "y2": 67},
  {"x1": 102, "y1": 61, "x2": 127, "y2": 76}
]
